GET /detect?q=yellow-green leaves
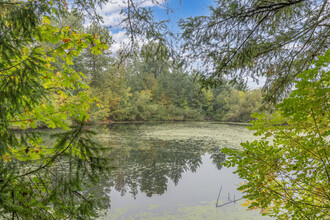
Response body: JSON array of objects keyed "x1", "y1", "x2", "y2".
[
  {"x1": 6, "y1": 19, "x2": 111, "y2": 132},
  {"x1": 0, "y1": 2, "x2": 114, "y2": 219},
  {"x1": 222, "y1": 50, "x2": 330, "y2": 219},
  {"x1": 41, "y1": 15, "x2": 50, "y2": 24}
]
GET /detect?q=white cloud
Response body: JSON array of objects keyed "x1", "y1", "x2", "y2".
[
  {"x1": 96, "y1": 0, "x2": 164, "y2": 53},
  {"x1": 110, "y1": 31, "x2": 129, "y2": 53},
  {"x1": 247, "y1": 77, "x2": 266, "y2": 89},
  {"x1": 97, "y1": 0, "x2": 161, "y2": 27},
  {"x1": 99, "y1": 0, "x2": 126, "y2": 14},
  {"x1": 97, "y1": 1, "x2": 125, "y2": 27}
]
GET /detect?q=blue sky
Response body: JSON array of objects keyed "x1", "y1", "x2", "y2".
[
  {"x1": 155, "y1": 0, "x2": 213, "y2": 22},
  {"x1": 152, "y1": 1, "x2": 264, "y2": 89},
  {"x1": 96, "y1": 0, "x2": 264, "y2": 88},
  {"x1": 104, "y1": 0, "x2": 213, "y2": 35},
  {"x1": 154, "y1": 0, "x2": 213, "y2": 34},
  {"x1": 97, "y1": 0, "x2": 214, "y2": 52}
]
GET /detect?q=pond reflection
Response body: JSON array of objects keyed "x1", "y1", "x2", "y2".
[
  {"x1": 108, "y1": 139, "x2": 226, "y2": 198},
  {"x1": 95, "y1": 122, "x2": 271, "y2": 219}
]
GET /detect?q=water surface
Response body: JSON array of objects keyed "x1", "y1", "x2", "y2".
[{"x1": 95, "y1": 122, "x2": 271, "y2": 219}]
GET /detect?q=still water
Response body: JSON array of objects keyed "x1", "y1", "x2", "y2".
[{"x1": 95, "y1": 122, "x2": 271, "y2": 219}]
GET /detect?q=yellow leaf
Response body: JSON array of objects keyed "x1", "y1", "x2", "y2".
[
  {"x1": 3, "y1": 154, "x2": 12, "y2": 162},
  {"x1": 42, "y1": 16, "x2": 50, "y2": 24},
  {"x1": 241, "y1": 199, "x2": 256, "y2": 207}
]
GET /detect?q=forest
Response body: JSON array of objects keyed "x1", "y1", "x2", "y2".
[
  {"x1": 1, "y1": 0, "x2": 329, "y2": 219},
  {"x1": 53, "y1": 16, "x2": 263, "y2": 123},
  {"x1": 89, "y1": 43, "x2": 264, "y2": 122}
]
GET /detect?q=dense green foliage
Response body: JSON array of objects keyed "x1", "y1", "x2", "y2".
[
  {"x1": 2, "y1": 0, "x2": 328, "y2": 219},
  {"x1": 222, "y1": 51, "x2": 330, "y2": 219},
  {"x1": 0, "y1": 1, "x2": 263, "y2": 218},
  {"x1": 91, "y1": 58, "x2": 263, "y2": 122},
  {"x1": 81, "y1": 40, "x2": 264, "y2": 122},
  {"x1": 0, "y1": 1, "x2": 112, "y2": 219},
  {"x1": 180, "y1": 0, "x2": 330, "y2": 102}
]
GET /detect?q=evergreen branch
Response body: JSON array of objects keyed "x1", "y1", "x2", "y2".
[
  {"x1": 213, "y1": 11, "x2": 271, "y2": 78},
  {"x1": 268, "y1": 32, "x2": 329, "y2": 100},
  {"x1": 73, "y1": 190, "x2": 92, "y2": 204},
  {"x1": 40, "y1": 207, "x2": 56, "y2": 220},
  {"x1": 238, "y1": 0, "x2": 306, "y2": 18},
  {"x1": 210, "y1": 0, "x2": 306, "y2": 27},
  {"x1": 27, "y1": 174, "x2": 44, "y2": 199},
  {"x1": 0, "y1": 48, "x2": 37, "y2": 73},
  {"x1": 17, "y1": 123, "x2": 84, "y2": 178},
  {"x1": 35, "y1": 172, "x2": 50, "y2": 196}
]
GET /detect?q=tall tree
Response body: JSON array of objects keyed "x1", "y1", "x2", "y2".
[{"x1": 180, "y1": 0, "x2": 330, "y2": 103}]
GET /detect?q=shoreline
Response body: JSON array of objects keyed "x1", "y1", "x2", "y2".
[{"x1": 96, "y1": 119, "x2": 251, "y2": 126}]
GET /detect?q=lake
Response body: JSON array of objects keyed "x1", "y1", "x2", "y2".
[{"x1": 94, "y1": 122, "x2": 272, "y2": 219}]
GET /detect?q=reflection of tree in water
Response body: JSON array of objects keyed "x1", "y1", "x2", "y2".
[
  {"x1": 107, "y1": 134, "x2": 226, "y2": 198},
  {"x1": 209, "y1": 147, "x2": 226, "y2": 170}
]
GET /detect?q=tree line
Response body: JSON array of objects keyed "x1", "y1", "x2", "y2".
[
  {"x1": 1, "y1": 0, "x2": 328, "y2": 219},
  {"x1": 57, "y1": 15, "x2": 265, "y2": 123},
  {"x1": 90, "y1": 51, "x2": 264, "y2": 122},
  {"x1": 74, "y1": 29, "x2": 263, "y2": 122}
]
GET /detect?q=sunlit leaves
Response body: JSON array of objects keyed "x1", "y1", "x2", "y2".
[
  {"x1": 2, "y1": 15, "x2": 109, "y2": 132},
  {"x1": 222, "y1": 51, "x2": 330, "y2": 219},
  {"x1": 0, "y1": 2, "x2": 112, "y2": 219}
]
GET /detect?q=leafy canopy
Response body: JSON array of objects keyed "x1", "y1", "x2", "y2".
[{"x1": 222, "y1": 50, "x2": 330, "y2": 219}]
